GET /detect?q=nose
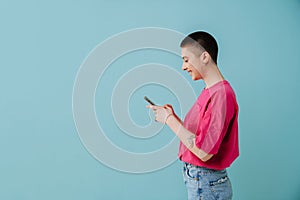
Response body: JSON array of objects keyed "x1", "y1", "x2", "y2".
[{"x1": 182, "y1": 63, "x2": 187, "y2": 71}]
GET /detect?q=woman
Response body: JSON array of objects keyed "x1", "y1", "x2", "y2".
[{"x1": 147, "y1": 31, "x2": 239, "y2": 200}]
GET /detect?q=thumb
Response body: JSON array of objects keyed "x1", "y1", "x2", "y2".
[{"x1": 164, "y1": 104, "x2": 173, "y2": 110}]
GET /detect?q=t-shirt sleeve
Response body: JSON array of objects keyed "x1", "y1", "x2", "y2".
[{"x1": 195, "y1": 91, "x2": 229, "y2": 154}]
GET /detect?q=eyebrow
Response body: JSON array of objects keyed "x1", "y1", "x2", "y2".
[{"x1": 182, "y1": 56, "x2": 189, "y2": 60}]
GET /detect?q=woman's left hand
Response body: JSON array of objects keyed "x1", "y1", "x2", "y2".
[{"x1": 147, "y1": 104, "x2": 174, "y2": 124}]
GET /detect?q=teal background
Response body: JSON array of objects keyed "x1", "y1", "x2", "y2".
[{"x1": 1, "y1": 0, "x2": 300, "y2": 199}]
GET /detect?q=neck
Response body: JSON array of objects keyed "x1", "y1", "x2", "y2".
[{"x1": 203, "y1": 63, "x2": 224, "y2": 89}]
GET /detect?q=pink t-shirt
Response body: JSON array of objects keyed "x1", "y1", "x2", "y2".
[{"x1": 178, "y1": 80, "x2": 239, "y2": 170}]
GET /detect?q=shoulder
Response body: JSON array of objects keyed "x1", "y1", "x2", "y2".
[{"x1": 213, "y1": 80, "x2": 237, "y2": 102}]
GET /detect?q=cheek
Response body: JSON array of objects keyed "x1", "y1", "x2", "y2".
[
  {"x1": 188, "y1": 60, "x2": 198, "y2": 70},
  {"x1": 189, "y1": 65, "x2": 199, "y2": 74},
  {"x1": 189, "y1": 61, "x2": 202, "y2": 74}
]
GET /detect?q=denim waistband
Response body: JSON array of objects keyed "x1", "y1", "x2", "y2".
[{"x1": 184, "y1": 162, "x2": 226, "y2": 173}]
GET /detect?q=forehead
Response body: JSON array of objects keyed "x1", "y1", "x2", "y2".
[
  {"x1": 181, "y1": 47, "x2": 192, "y2": 57},
  {"x1": 181, "y1": 46, "x2": 197, "y2": 58},
  {"x1": 181, "y1": 45, "x2": 203, "y2": 58}
]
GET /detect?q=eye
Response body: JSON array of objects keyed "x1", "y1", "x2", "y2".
[{"x1": 184, "y1": 60, "x2": 188, "y2": 63}]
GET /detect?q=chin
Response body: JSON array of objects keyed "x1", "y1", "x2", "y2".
[{"x1": 192, "y1": 76, "x2": 200, "y2": 81}]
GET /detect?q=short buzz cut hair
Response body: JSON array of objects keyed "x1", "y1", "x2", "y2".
[{"x1": 180, "y1": 31, "x2": 219, "y2": 64}]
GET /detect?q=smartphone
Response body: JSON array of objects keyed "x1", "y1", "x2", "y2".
[{"x1": 144, "y1": 96, "x2": 156, "y2": 105}]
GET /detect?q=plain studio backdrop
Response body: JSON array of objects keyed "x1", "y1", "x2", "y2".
[{"x1": 1, "y1": 0, "x2": 300, "y2": 199}]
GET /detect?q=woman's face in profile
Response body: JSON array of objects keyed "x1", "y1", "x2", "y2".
[{"x1": 181, "y1": 46, "x2": 203, "y2": 81}]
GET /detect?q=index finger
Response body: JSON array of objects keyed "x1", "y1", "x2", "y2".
[
  {"x1": 146, "y1": 105, "x2": 161, "y2": 110},
  {"x1": 146, "y1": 105, "x2": 156, "y2": 109}
]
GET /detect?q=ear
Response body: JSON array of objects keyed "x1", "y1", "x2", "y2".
[{"x1": 200, "y1": 51, "x2": 210, "y2": 64}]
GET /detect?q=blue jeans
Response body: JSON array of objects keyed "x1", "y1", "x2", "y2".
[{"x1": 182, "y1": 162, "x2": 233, "y2": 200}]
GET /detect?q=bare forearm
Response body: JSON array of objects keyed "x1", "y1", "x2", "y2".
[{"x1": 166, "y1": 114, "x2": 213, "y2": 162}]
